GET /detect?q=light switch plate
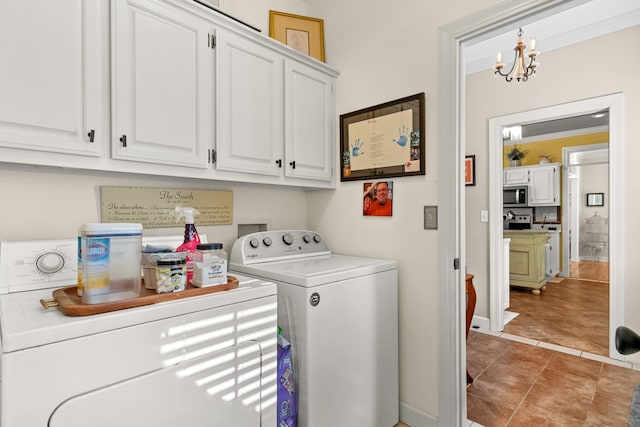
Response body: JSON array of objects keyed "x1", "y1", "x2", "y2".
[{"x1": 424, "y1": 206, "x2": 438, "y2": 229}]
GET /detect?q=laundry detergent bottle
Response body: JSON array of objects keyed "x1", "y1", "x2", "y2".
[{"x1": 175, "y1": 207, "x2": 201, "y2": 282}]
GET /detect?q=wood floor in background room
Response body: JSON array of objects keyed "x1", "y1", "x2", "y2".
[{"x1": 502, "y1": 261, "x2": 609, "y2": 356}]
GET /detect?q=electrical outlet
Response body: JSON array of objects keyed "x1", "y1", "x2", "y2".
[{"x1": 424, "y1": 206, "x2": 438, "y2": 229}]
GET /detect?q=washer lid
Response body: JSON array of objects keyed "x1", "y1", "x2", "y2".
[
  {"x1": 0, "y1": 274, "x2": 275, "y2": 353},
  {"x1": 230, "y1": 254, "x2": 397, "y2": 287}
]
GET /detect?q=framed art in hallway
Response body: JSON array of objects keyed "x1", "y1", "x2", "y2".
[
  {"x1": 587, "y1": 192, "x2": 604, "y2": 206},
  {"x1": 465, "y1": 155, "x2": 476, "y2": 186},
  {"x1": 269, "y1": 11, "x2": 325, "y2": 61}
]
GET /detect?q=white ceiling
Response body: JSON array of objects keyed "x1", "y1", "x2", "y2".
[{"x1": 464, "y1": 0, "x2": 640, "y2": 75}]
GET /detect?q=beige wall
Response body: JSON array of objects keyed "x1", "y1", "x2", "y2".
[
  {"x1": 306, "y1": 0, "x2": 499, "y2": 420},
  {"x1": 465, "y1": 26, "x2": 640, "y2": 331},
  {"x1": 0, "y1": 163, "x2": 308, "y2": 250}
]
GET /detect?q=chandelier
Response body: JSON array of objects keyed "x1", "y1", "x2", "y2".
[{"x1": 493, "y1": 28, "x2": 540, "y2": 82}]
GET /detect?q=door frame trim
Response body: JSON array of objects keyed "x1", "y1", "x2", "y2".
[{"x1": 438, "y1": 0, "x2": 593, "y2": 424}]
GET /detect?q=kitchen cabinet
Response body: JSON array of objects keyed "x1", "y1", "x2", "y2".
[
  {"x1": 215, "y1": 39, "x2": 335, "y2": 182},
  {"x1": 0, "y1": 0, "x2": 339, "y2": 188},
  {"x1": 283, "y1": 59, "x2": 335, "y2": 182},
  {"x1": 504, "y1": 230, "x2": 550, "y2": 295},
  {"x1": 112, "y1": 0, "x2": 213, "y2": 168},
  {"x1": 528, "y1": 163, "x2": 560, "y2": 206},
  {"x1": 544, "y1": 232, "x2": 560, "y2": 276},
  {"x1": 215, "y1": 28, "x2": 284, "y2": 176},
  {"x1": 0, "y1": 0, "x2": 108, "y2": 157},
  {"x1": 504, "y1": 167, "x2": 530, "y2": 186}
]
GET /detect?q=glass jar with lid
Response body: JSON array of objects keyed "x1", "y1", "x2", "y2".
[{"x1": 192, "y1": 243, "x2": 227, "y2": 287}]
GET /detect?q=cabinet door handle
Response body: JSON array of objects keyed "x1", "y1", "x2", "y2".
[
  {"x1": 87, "y1": 129, "x2": 95, "y2": 143},
  {"x1": 120, "y1": 135, "x2": 127, "y2": 147},
  {"x1": 289, "y1": 161, "x2": 296, "y2": 169},
  {"x1": 275, "y1": 159, "x2": 282, "y2": 168}
]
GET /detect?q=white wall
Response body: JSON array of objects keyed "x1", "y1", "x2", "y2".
[
  {"x1": 305, "y1": 0, "x2": 499, "y2": 421},
  {"x1": 465, "y1": 26, "x2": 640, "y2": 328},
  {"x1": 218, "y1": 0, "x2": 307, "y2": 33},
  {"x1": 0, "y1": 163, "x2": 308, "y2": 250}
]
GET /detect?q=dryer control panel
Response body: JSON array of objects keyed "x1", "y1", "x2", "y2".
[{"x1": 230, "y1": 230, "x2": 330, "y2": 265}]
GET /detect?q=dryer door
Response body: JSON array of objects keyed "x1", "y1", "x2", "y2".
[{"x1": 49, "y1": 341, "x2": 263, "y2": 427}]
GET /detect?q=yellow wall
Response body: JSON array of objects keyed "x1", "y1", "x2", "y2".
[{"x1": 503, "y1": 131, "x2": 608, "y2": 167}]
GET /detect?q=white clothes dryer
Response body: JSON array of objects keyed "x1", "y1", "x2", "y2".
[
  {"x1": 230, "y1": 230, "x2": 399, "y2": 427},
  {"x1": 0, "y1": 238, "x2": 277, "y2": 426}
]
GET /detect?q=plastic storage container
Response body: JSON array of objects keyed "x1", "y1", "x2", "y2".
[
  {"x1": 142, "y1": 251, "x2": 187, "y2": 290},
  {"x1": 155, "y1": 259, "x2": 187, "y2": 293},
  {"x1": 80, "y1": 223, "x2": 143, "y2": 304},
  {"x1": 192, "y1": 243, "x2": 227, "y2": 287}
]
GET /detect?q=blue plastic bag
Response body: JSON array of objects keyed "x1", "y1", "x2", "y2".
[{"x1": 277, "y1": 332, "x2": 297, "y2": 427}]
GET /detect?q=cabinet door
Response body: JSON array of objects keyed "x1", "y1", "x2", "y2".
[
  {"x1": 529, "y1": 165, "x2": 559, "y2": 206},
  {"x1": 503, "y1": 167, "x2": 529, "y2": 185},
  {"x1": 548, "y1": 233, "x2": 560, "y2": 275},
  {"x1": 284, "y1": 60, "x2": 335, "y2": 182},
  {"x1": 216, "y1": 29, "x2": 283, "y2": 176},
  {"x1": 112, "y1": 0, "x2": 212, "y2": 168},
  {"x1": 0, "y1": 0, "x2": 106, "y2": 156}
]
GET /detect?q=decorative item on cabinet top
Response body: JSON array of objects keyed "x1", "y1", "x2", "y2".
[
  {"x1": 505, "y1": 144, "x2": 528, "y2": 167},
  {"x1": 340, "y1": 93, "x2": 426, "y2": 182},
  {"x1": 269, "y1": 10, "x2": 325, "y2": 61}
]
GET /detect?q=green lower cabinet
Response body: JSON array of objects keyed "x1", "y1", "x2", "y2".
[{"x1": 504, "y1": 231, "x2": 550, "y2": 294}]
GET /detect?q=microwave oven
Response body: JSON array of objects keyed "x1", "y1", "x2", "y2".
[{"x1": 504, "y1": 186, "x2": 528, "y2": 207}]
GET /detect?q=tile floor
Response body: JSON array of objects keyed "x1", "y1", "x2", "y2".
[
  {"x1": 466, "y1": 260, "x2": 639, "y2": 426},
  {"x1": 467, "y1": 329, "x2": 640, "y2": 426},
  {"x1": 502, "y1": 277, "x2": 609, "y2": 356}
]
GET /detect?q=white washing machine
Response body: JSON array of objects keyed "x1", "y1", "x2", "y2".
[
  {"x1": 230, "y1": 230, "x2": 399, "y2": 427},
  {"x1": 0, "y1": 238, "x2": 277, "y2": 426}
]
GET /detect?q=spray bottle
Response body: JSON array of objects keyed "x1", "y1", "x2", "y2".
[{"x1": 175, "y1": 207, "x2": 202, "y2": 282}]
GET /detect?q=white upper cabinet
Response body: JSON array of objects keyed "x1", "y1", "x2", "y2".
[
  {"x1": 503, "y1": 167, "x2": 530, "y2": 186},
  {"x1": 529, "y1": 164, "x2": 560, "y2": 206},
  {"x1": 112, "y1": 0, "x2": 213, "y2": 168},
  {"x1": 0, "y1": 0, "x2": 107, "y2": 156},
  {"x1": 215, "y1": 28, "x2": 284, "y2": 176},
  {"x1": 284, "y1": 59, "x2": 335, "y2": 182},
  {"x1": 0, "y1": 0, "x2": 339, "y2": 187}
]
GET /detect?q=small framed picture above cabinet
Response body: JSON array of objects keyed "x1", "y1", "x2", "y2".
[{"x1": 586, "y1": 193, "x2": 604, "y2": 206}]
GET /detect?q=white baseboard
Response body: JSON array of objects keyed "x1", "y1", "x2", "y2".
[
  {"x1": 471, "y1": 315, "x2": 490, "y2": 331},
  {"x1": 399, "y1": 401, "x2": 438, "y2": 427}
]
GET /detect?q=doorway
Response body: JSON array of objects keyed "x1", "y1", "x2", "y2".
[
  {"x1": 487, "y1": 95, "x2": 623, "y2": 360},
  {"x1": 438, "y1": 2, "x2": 632, "y2": 425}
]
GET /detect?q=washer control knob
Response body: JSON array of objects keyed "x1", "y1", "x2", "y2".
[
  {"x1": 313, "y1": 234, "x2": 321, "y2": 243},
  {"x1": 249, "y1": 238, "x2": 260, "y2": 249},
  {"x1": 36, "y1": 252, "x2": 65, "y2": 274},
  {"x1": 263, "y1": 237, "x2": 272, "y2": 246},
  {"x1": 302, "y1": 234, "x2": 311, "y2": 243},
  {"x1": 282, "y1": 233, "x2": 294, "y2": 245}
]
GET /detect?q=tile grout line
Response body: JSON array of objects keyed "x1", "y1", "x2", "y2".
[
  {"x1": 473, "y1": 328, "x2": 637, "y2": 370},
  {"x1": 503, "y1": 350, "x2": 553, "y2": 427}
]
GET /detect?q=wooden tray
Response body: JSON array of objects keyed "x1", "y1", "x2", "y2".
[{"x1": 44, "y1": 276, "x2": 239, "y2": 317}]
